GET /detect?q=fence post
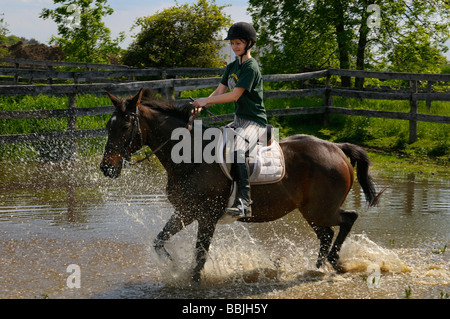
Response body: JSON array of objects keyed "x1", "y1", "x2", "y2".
[
  {"x1": 14, "y1": 62, "x2": 19, "y2": 84},
  {"x1": 323, "y1": 70, "x2": 333, "y2": 126},
  {"x1": 168, "y1": 75, "x2": 176, "y2": 101},
  {"x1": 426, "y1": 81, "x2": 434, "y2": 110},
  {"x1": 161, "y1": 71, "x2": 175, "y2": 101},
  {"x1": 409, "y1": 80, "x2": 418, "y2": 143},
  {"x1": 47, "y1": 65, "x2": 53, "y2": 85},
  {"x1": 161, "y1": 71, "x2": 168, "y2": 99},
  {"x1": 67, "y1": 93, "x2": 78, "y2": 160}
]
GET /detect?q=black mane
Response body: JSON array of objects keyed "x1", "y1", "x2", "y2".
[{"x1": 139, "y1": 88, "x2": 192, "y2": 123}]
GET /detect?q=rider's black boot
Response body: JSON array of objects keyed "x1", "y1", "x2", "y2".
[{"x1": 225, "y1": 159, "x2": 252, "y2": 217}]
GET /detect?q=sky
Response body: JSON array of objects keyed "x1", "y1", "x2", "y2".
[
  {"x1": 0, "y1": 0, "x2": 449, "y2": 60},
  {"x1": 0, "y1": 0, "x2": 251, "y2": 48}
]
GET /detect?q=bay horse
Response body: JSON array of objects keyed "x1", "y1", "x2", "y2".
[{"x1": 100, "y1": 88, "x2": 381, "y2": 283}]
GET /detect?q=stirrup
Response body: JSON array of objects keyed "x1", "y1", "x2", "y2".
[
  {"x1": 238, "y1": 198, "x2": 246, "y2": 218},
  {"x1": 225, "y1": 198, "x2": 252, "y2": 218}
]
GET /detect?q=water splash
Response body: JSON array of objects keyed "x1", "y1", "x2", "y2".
[
  {"x1": 143, "y1": 223, "x2": 282, "y2": 288},
  {"x1": 340, "y1": 233, "x2": 412, "y2": 273}
]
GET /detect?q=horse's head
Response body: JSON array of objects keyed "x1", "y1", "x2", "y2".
[{"x1": 100, "y1": 89, "x2": 144, "y2": 178}]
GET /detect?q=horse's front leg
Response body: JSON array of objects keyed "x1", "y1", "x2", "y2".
[
  {"x1": 154, "y1": 212, "x2": 194, "y2": 260},
  {"x1": 192, "y1": 218, "x2": 217, "y2": 283}
]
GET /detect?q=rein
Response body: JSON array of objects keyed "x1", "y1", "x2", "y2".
[
  {"x1": 127, "y1": 138, "x2": 171, "y2": 166},
  {"x1": 106, "y1": 98, "x2": 225, "y2": 167},
  {"x1": 106, "y1": 103, "x2": 195, "y2": 167}
]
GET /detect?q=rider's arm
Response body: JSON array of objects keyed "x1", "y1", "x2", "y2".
[
  {"x1": 193, "y1": 86, "x2": 245, "y2": 111},
  {"x1": 209, "y1": 83, "x2": 228, "y2": 97}
]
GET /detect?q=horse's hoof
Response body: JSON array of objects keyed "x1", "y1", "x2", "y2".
[
  {"x1": 328, "y1": 255, "x2": 345, "y2": 273},
  {"x1": 192, "y1": 272, "x2": 201, "y2": 284},
  {"x1": 154, "y1": 240, "x2": 172, "y2": 261},
  {"x1": 316, "y1": 257, "x2": 326, "y2": 269},
  {"x1": 334, "y1": 262, "x2": 346, "y2": 273}
]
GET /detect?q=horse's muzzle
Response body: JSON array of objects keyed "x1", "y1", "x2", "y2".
[{"x1": 100, "y1": 162, "x2": 122, "y2": 178}]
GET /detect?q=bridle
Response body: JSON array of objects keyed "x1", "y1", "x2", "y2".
[
  {"x1": 104, "y1": 98, "x2": 219, "y2": 167},
  {"x1": 104, "y1": 106, "x2": 143, "y2": 165},
  {"x1": 104, "y1": 104, "x2": 175, "y2": 167}
]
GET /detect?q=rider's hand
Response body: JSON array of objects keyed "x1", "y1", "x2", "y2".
[{"x1": 191, "y1": 98, "x2": 209, "y2": 114}]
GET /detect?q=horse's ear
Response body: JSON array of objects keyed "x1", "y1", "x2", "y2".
[
  {"x1": 130, "y1": 88, "x2": 143, "y2": 108},
  {"x1": 105, "y1": 90, "x2": 125, "y2": 112}
]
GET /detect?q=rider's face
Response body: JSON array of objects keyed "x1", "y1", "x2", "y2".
[{"x1": 230, "y1": 39, "x2": 248, "y2": 56}]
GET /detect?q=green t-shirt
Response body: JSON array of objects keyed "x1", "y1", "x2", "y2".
[{"x1": 220, "y1": 58, "x2": 267, "y2": 127}]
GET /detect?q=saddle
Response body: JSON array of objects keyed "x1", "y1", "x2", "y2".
[{"x1": 216, "y1": 126, "x2": 285, "y2": 185}]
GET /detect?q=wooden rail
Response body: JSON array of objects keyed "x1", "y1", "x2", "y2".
[
  {"x1": 0, "y1": 59, "x2": 449, "y2": 159},
  {"x1": 0, "y1": 57, "x2": 225, "y2": 85}
]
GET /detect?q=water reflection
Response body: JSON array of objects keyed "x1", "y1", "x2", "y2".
[
  {"x1": 0, "y1": 157, "x2": 166, "y2": 234},
  {"x1": 342, "y1": 170, "x2": 449, "y2": 247},
  {"x1": 1, "y1": 158, "x2": 448, "y2": 234}
]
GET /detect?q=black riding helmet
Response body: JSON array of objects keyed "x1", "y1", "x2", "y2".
[{"x1": 225, "y1": 22, "x2": 257, "y2": 57}]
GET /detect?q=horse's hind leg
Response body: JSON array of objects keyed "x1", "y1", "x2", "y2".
[
  {"x1": 309, "y1": 223, "x2": 334, "y2": 269},
  {"x1": 327, "y1": 210, "x2": 358, "y2": 272},
  {"x1": 154, "y1": 212, "x2": 194, "y2": 260}
]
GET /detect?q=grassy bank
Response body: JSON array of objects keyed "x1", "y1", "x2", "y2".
[
  {"x1": 367, "y1": 151, "x2": 450, "y2": 179},
  {"x1": 1, "y1": 92, "x2": 449, "y2": 168},
  {"x1": 267, "y1": 97, "x2": 449, "y2": 163}
]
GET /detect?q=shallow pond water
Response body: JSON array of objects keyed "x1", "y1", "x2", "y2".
[{"x1": 0, "y1": 156, "x2": 448, "y2": 299}]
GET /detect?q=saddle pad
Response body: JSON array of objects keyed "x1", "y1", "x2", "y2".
[{"x1": 217, "y1": 128, "x2": 285, "y2": 185}]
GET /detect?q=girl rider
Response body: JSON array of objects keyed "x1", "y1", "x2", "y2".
[{"x1": 192, "y1": 22, "x2": 267, "y2": 218}]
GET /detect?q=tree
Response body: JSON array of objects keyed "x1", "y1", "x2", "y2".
[
  {"x1": 0, "y1": 13, "x2": 8, "y2": 41},
  {"x1": 40, "y1": 0, "x2": 125, "y2": 63},
  {"x1": 248, "y1": 0, "x2": 450, "y2": 84},
  {"x1": 388, "y1": 28, "x2": 447, "y2": 73},
  {"x1": 0, "y1": 13, "x2": 10, "y2": 57},
  {"x1": 375, "y1": 1, "x2": 450, "y2": 74},
  {"x1": 122, "y1": 0, "x2": 231, "y2": 68},
  {"x1": 248, "y1": 1, "x2": 339, "y2": 74}
]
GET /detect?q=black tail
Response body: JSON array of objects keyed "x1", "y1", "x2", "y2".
[{"x1": 338, "y1": 143, "x2": 383, "y2": 207}]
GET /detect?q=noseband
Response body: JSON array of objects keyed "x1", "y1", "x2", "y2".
[{"x1": 105, "y1": 107, "x2": 143, "y2": 163}]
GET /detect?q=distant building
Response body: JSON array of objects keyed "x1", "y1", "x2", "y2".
[
  {"x1": 218, "y1": 40, "x2": 236, "y2": 64},
  {"x1": 217, "y1": 40, "x2": 264, "y2": 64}
]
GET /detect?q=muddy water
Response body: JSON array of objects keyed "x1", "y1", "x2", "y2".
[{"x1": 0, "y1": 156, "x2": 448, "y2": 299}]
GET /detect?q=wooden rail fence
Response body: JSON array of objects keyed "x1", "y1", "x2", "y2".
[{"x1": 0, "y1": 58, "x2": 449, "y2": 159}]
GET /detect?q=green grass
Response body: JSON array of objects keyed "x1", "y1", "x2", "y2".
[
  {"x1": 0, "y1": 94, "x2": 110, "y2": 161},
  {"x1": 1, "y1": 91, "x2": 449, "y2": 166},
  {"x1": 263, "y1": 97, "x2": 450, "y2": 164}
]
